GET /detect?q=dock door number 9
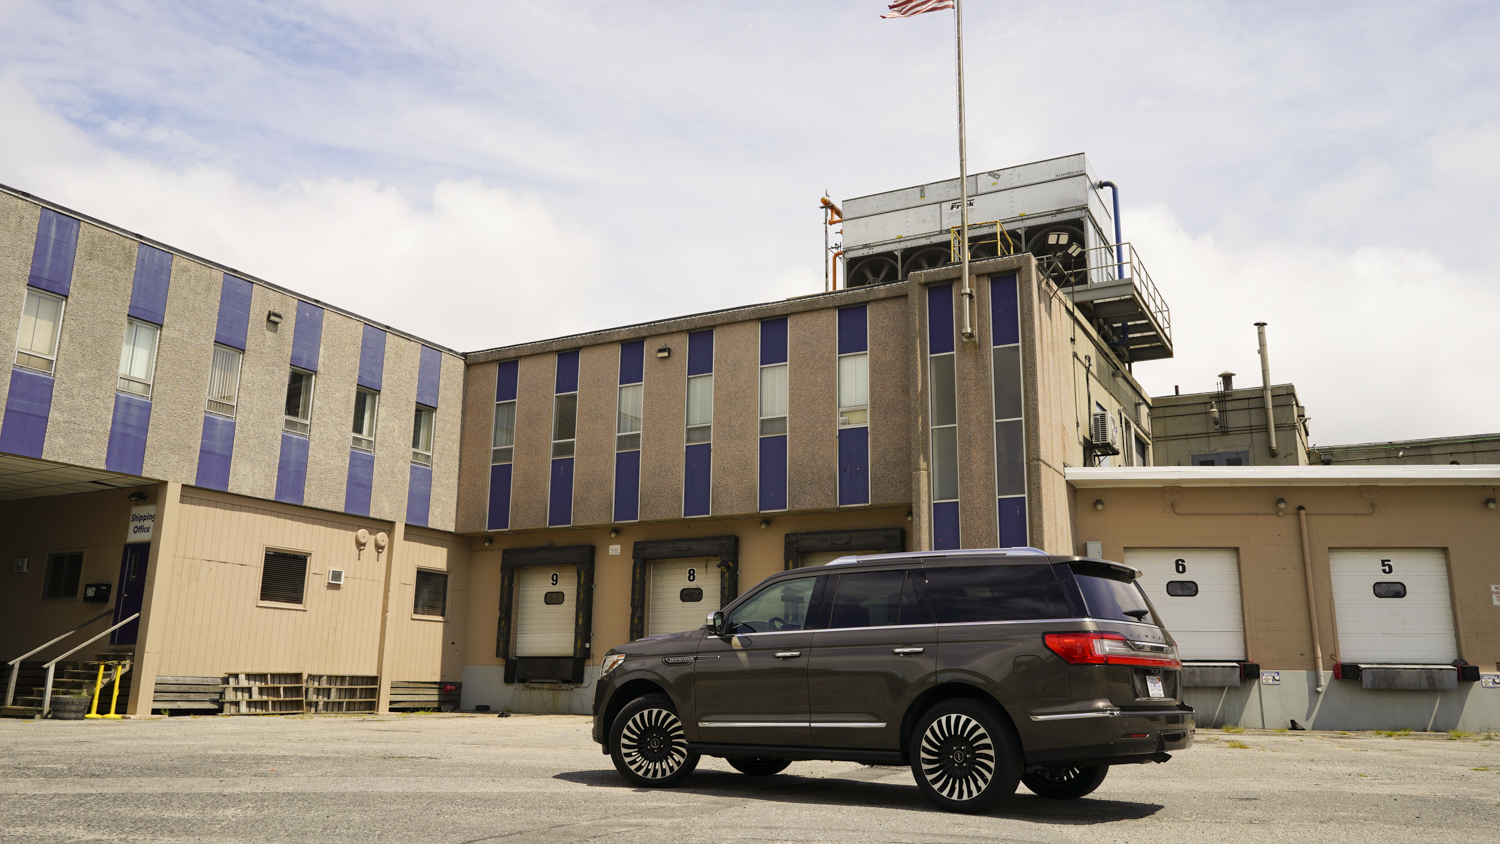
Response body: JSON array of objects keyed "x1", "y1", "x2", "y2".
[{"x1": 550, "y1": 572, "x2": 559, "y2": 586}]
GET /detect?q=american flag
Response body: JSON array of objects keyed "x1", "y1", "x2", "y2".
[{"x1": 881, "y1": 0, "x2": 954, "y2": 18}]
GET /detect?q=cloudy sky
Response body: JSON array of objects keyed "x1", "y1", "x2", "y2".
[{"x1": 1, "y1": 1, "x2": 1496, "y2": 446}]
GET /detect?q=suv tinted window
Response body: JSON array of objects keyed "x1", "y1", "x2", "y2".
[
  {"x1": 1070, "y1": 561, "x2": 1156, "y2": 624},
  {"x1": 827, "y1": 570, "x2": 937, "y2": 629},
  {"x1": 727, "y1": 577, "x2": 816, "y2": 633},
  {"x1": 924, "y1": 564, "x2": 1069, "y2": 623}
]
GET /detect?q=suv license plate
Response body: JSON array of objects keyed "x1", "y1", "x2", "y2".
[{"x1": 1146, "y1": 675, "x2": 1165, "y2": 699}]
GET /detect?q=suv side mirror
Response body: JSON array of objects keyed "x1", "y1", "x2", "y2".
[{"x1": 706, "y1": 611, "x2": 725, "y2": 635}]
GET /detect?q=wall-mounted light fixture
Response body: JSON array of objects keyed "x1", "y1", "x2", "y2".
[
  {"x1": 483, "y1": 536, "x2": 493, "y2": 547},
  {"x1": 1487, "y1": 497, "x2": 1497, "y2": 510},
  {"x1": 906, "y1": 510, "x2": 913, "y2": 521},
  {"x1": 759, "y1": 519, "x2": 770, "y2": 530},
  {"x1": 656, "y1": 347, "x2": 671, "y2": 359},
  {"x1": 128, "y1": 491, "x2": 148, "y2": 502},
  {"x1": 609, "y1": 527, "x2": 620, "y2": 537},
  {"x1": 1276, "y1": 497, "x2": 1287, "y2": 514},
  {"x1": 267, "y1": 310, "x2": 283, "y2": 325},
  {"x1": 1094, "y1": 499, "x2": 1105, "y2": 511}
]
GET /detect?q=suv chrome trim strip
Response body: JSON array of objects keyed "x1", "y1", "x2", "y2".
[
  {"x1": 1031, "y1": 710, "x2": 1121, "y2": 721},
  {"x1": 699, "y1": 721, "x2": 811, "y2": 728},
  {"x1": 810, "y1": 722, "x2": 886, "y2": 728}
]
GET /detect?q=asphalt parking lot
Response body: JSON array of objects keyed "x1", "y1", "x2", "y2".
[{"x1": 1, "y1": 714, "x2": 1497, "y2": 844}]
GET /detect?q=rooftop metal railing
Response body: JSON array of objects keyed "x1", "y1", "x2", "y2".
[{"x1": 1072, "y1": 242, "x2": 1172, "y2": 345}]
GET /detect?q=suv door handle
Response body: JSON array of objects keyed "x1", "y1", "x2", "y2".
[
  {"x1": 892, "y1": 647, "x2": 925, "y2": 655},
  {"x1": 773, "y1": 651, "x2": 802, "y2": 659}
]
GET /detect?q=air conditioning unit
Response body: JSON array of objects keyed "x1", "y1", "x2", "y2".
[
  {"x1": 327, "y1": 569, "x2": 345, "y2": 586},
  {"x1": 1089, "y1": 411, "x2": 1120, "y2": 456}
]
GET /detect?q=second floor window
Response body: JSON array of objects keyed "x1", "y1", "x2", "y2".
[
  {"x1": 352, "y1": 388, "x2": 378, "y2": 451},
  {"x1": 283, "y1": 369, "x2": 314, "y2": 435},
  {"x1": 16, "y1": 289, "x2": 65, "y2": 375},
  {"x1": 617, "y1": 383, "x2": 642, "y2": 452},
  {"x1": 412, "y1": 405, "x2": 434, "y2": 466},
  {"x1": 552, "y1": 392, "x2": 577, "y2": 458},
  {"x1": 206, "y1": 345, "x2": 242, "y2": 417},
  {"x1": 759, "y1": 363, "x2": 787, "y2": 436},
  {"x1": 838, "y1": 352, "x2": 869, "y2": 427},
  {"x1": 492, "y1": 400, "x2": 515, "y2": 465},
  {"x1": 686, "y1": 373, "x2": 713, "y2": 443},
  {"x1": 117, "y1": 319, "x2": 160, "y2": 399}
]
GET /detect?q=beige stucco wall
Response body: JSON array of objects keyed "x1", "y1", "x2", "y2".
[
  {"x1": 428, "y1": 353, "x2": 467, "y2": 532},
  {"x1": 302, "y1": 311, "x2": 362, "y2": 512},
  {"x1": 710, "y1": 320, "x2": 758, "y2": 517},
  {"x1": 639, "y1": 331, "x2": 687, "y2": 521},
  {"x1": 140, "y1": 259, "x2": 219, "y2": 484},
  {"x1": 226, "y1": 284, "x2": 298, "y2": 499},
  {"x1": 0, "y1": 194, "x2": 42, "y2": 417},
  {"x1": 572, "y1": 343, "x2": 618, "y2": 527},
  {"x1": 456, "y1": 360, "x2": 497, "y2": 533},
  {"x1": 369, "y1": 334, "x2": 418, "y2": 522},
  {"x1": 787, "y1": 309, "x2": 838, "y2": 510},
  {"x1": 867, "y1": 295, "x2": 912, "y2": 507},
  {"x1": 509, "y1": 354, "x2": 555, "y2": 529}
]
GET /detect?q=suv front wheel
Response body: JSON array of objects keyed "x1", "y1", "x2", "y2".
[
  {"x1": 910, "y1": 699, "x2": 1021, "y2": 813},
  {"x1": 608, "y1": 694, "x2": 700, "y2": 787}
]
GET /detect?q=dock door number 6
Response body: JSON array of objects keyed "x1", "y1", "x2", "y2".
[{"x1": 1174, "y1": 559, "x2": 1186, "y2": 573}]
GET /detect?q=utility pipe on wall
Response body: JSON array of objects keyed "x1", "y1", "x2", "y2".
[
  {"x1": 1095, "y1": 180, "x2": 1124, "y2": 279},
  {"x1": 1296, "y1": 505, "x2": 1327, "y2": 693},
  {"x1": 1255, "y1": 322, "x2": 1279, "y2": 458}
]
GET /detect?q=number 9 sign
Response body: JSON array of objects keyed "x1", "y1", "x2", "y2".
[{"x1": 550, "y1": 572, "x2": 559, "y2": 586}]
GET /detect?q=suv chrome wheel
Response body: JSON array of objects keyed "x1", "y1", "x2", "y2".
[
  {"x1": 609, "y1": 694, "x2": 700, "y2": 787},
  {"x1": 910, "y1": 700, "x2": 1020, "y2": 813}
]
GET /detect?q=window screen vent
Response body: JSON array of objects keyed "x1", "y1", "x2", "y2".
[
  {"x1": 414, "y1": 570, "x2": 448, "y2": 617},
  {"x1": 260, "y1": 551, "x2": 309, "y2": 604}
]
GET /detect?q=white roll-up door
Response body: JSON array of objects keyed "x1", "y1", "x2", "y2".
[
  {"x1": 1329, "y1": 549, "x2": 1456, "y2": 664},
  {"x1": 515, "y1": 565, "x2": 576, "y2": 657},
  {"x1": 648, "y1": 558, "x2": 720, "y2": 636},
  {"x1": 1124, "y1": 548, "x2": 1246, "y2": 661}
]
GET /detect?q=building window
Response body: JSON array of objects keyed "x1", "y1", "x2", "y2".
[
  {"x1": 283, "y1": 368, "x2": 314, "y2": 435},
  {"x1": 351, "y1": 388, "x2": 378, "y2": 451},
  {"x1": 552, "y1": 391, "x2": 577, "y2": 458},
  {"x1": 837, "y1": 352, "x2": 868, "y2": 427},
  {"x1": 41, "y1": 552, "x2": 83, "y2": 600},
  {"x1": 759, "y1": 362, "x2": 787, "y2": 436},
  {"x1": 259, "y1": 550, "x2": 308, "y2": 605},
  {"x1": 617, "y1": 383, "x2": 642, "y2": 452},
  {"x1": 206, "y1": 345, "x2": 243, "y2": 417},
  {"x1": 117, "y1": 319, "x2": 159, "y2": 399},
  {"x1": 686, "y1": 373, "x2": 713, "y2": 443},
  {"x1": 414, "y1": 569, "x2": 448, "y2": 617},
  {"x1": 1135, "y1": 435, "x2": 1149, "y2": 467},
  {"x1": 492, "y1": 400, "x2": 516, "y2": 465},
  {"x1": 992, "y1": 345, "x2": 1025, "y2": 496},
  {"x1": 929, "y1": 353, "x2": 958, "y2": 502},
  {"x1": 411, "y1": 405, "x2": 435, "y2": 466},
  {"x1": 16, "y1": 288, "x2": 65, "y2": 375}
]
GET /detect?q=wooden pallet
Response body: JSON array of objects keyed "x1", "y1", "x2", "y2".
[
  {"x1": 222, "y1": 672, "x2": 305, "y2": 715},
  {"x1": 153, "y1": 676, "x2": 224, "y2": 713},
  {"x1": 305, "y1": 675, "x2": 379, "y2": 714},
  {"x1": 388, "y1": 680, "x2": 462, "y2": 711}
]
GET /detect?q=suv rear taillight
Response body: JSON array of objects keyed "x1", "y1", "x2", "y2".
[{"x1": 1044, "y1": 632, "x2": 1182, "y2": 668}]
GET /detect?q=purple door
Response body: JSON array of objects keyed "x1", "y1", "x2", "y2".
[{"x1": 111, "y1": 543, "x2": 151, "y2": 645}]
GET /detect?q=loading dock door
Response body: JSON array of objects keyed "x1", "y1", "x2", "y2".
[
  {"x1": 1124, "y1": 548, "x2": 1246, "y2": 661},
  {"x1": 648, "y1": 558, "x2": 720, "y2": 636},
  {"x1": 1329, "y1": 549, "x2": 1456, "y2": 664},
  {"x1": 515, "y1": 565, "x2": 576, "y2": 657}
]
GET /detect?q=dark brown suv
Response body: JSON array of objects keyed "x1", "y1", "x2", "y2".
[{"x1": 591, "y1": 548, "x2": 1194, "y2": 813}]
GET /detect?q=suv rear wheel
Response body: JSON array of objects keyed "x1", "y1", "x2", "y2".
[
  {"x1": 726, "y1": 757, "x2": 792, "y2": 776},
  {"x1": 910, "y1": 699, "x2": 1021, "y2": 813},
  {"x1": 608, "y1": 694, "x2": 700, "y2": 787},
  {"x1": 1021, "y1": 764, "x2": 1109, "y2": 799}
]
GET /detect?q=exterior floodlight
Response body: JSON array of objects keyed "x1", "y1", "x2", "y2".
[
  {"x1": 1093, "y1": 499, "x2": 1105, "y2": 511},
  {"x1": 656, "y1": 347, "x2": 671, "y2": 359}
]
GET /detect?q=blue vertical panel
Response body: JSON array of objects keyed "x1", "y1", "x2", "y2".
[
  {"x1": 613, "y1": 450, "x2": 641, "y2": 522},
  {"x1": 548, "y1": 457, "x2": 574, "y2": 526},
  {"x1": 27, "y1": 209, "x2": 80, "y2": 296},
  {"x1": 495, "y1": 359, "x2": 519, "y2": 401},
  {"x1": 932, "y1": 501, "x2": 961, "y2": 550},
  {"x1": 344, "y1": 449, "x2": 375, "y2": 516},
  {"x1": 194, "y1": 414, "x2": 236, "y2": 490},
  {"x1": 990, "y1": 274, "x2": 1020, "y2": 346},
  {"x1": 927, "y1": 283, "x2": 955, "y2": 354},
  {"x1": 684, "y1": 443, "x2": 712, "y2": 516},
  {"x1": 416, "y1": 345, "x2": 442, "y2": 407},
  {"x1": 619, "y1": 340, "x2": 644, "y2": 385},
  {"x1": 555, "y1": 349, "x2": 580, "y2": 394},
  {"x1": 128, "y1": 244, "x2": 172, "y2": 325},
  {"x1": 406, "y1": 462, "x2": 433, "y2": 527},
  {"x1": 0, "y1": 369, "x2": 54, "y2": 458},
  {"x1": 290, "y1": 301, "x2": 324, "y2": 371},
  {"x1": 687, "y1": 329, "x2": 714, "y2": 376},
  {"x1": 837, "y1": 427, "x2": 870, "y2": 506},
  {"x1": 760, "y1": 318, "x2": 788, "y2": 365},
  {"x1": 274, "y1": 432, "x2": 310, "y2": 505},
  {"x1": 487, "y1": 464, "x2": 513, "y2": 530},
  {"x1": 837, "y1": 305, "x2": 868, "y2": 354},
  {"x1": 214, "y1": 275, "x2": 253, "y2": 350},
  {"x1": 998, "y1": 497, "x2": 1028, "y2": 548},
  {"x1": 105, "y1": 393, "x2": 152, "y2": 475},
  {"x1": 758, "y1": 435, "x2": 787, "y2": 511},
  {"x1": 357, "y1": 324, "x2": 386, "y2": 390}
]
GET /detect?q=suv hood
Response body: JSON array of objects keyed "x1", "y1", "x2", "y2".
[{"x1": 614, "y1": 628, "x2": 704, "y2": 656}]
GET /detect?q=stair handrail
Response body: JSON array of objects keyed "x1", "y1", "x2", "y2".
[
  {"x1": 38, "y1": 613, "x2": 139, "y2": 718},
  {"x1": 5, "y1": 608, "x2": 115, "y2": 708}
]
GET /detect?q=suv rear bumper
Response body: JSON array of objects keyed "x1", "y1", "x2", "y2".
[{"x1": 1024, "y1": 703, "x2": 1195, "y2": 767}]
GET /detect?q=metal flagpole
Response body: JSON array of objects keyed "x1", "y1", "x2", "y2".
[{"x1": 954, "y1": 0, "x2": 975, "y2": 345}]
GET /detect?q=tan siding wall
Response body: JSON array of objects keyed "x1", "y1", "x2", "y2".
[
  {"x1": 509, "y1": 354, "x2": 554, "y2": 530},
  {"x1": 787, "y1": 309, "x2": 837, "y2": 510},
  {"x1": 456, "y1": 361, "x2": 497, "y2": 533},
  {"x1": 428, "y1": 353, "x2": 466, "y2": 532},
  {"x1": 639, "y1": 331, "x2": 686, "y2": 520},
  {"x1": 302, "y1": 312, "x2": 361, "y2": 513},
  {"x1": 370, "y1": 335, "x2": 419, "y2": 522},
  {"x1": 867, "y1": 295, "x2": 912, "y2": 507},
  {"x1": 572, "y1": 343, "x2": 618, "y2": 527},
  {"x1": 385, "y1": 527, "x2": 470, "y2": 682},
  {"x1": 711, "y1": 320, "x2": 757, "y2": 517},
  {"x1": 142, "y1": 258, "x2": 220, "y2": 484},
  {"x1": 227, "y1": 285, "x2": 299, "y2": 500},
  {"x1": 0, "y1": 194, "x2": 42, "y2": 416}
]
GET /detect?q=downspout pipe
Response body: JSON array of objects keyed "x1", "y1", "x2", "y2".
[
  {"x1": 1297, "y1": 505, "x2": 1327, "y2": 693},
  {"x1": 1096, "y1": 180, "x2": 1124, "y2": 279},
  {"x1": 1255, "y1": 322, "x2": 1279, "y2": 458}
]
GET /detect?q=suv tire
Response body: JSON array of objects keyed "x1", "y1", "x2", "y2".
[
  {"x1": 1021, "y1": 764, "x2": 1109, "y2": 799},
  {"x1": 726, "y1": 757, "x2": 792, "y2": 776},
  {"x1": 909, "y1": 699, "x2": 1021, "y2": 814},
  {"x1": 608, "y1": 694, "x2": 700, "y2": 787}
]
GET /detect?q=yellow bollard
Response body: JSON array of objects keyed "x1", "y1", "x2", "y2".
[
  {"x1": 85, "y1": 661, "x2": 127, "y2": 719},
  {"x1": 84, "y1": 664, "x2": 105, "y2": 718}
]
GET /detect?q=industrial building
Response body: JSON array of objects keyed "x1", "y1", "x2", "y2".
[{"x1": 2, "y1": 153, "x2": 1496, "y2": 730}]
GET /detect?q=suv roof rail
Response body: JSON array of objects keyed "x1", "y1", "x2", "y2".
[{"x1": 821, "y1": 546, "x2": 1052, "y2": 566}]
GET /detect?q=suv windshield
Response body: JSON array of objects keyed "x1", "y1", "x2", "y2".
[{"x1": 1069, "y1": 562, "x2": 1156, "y2": 625}]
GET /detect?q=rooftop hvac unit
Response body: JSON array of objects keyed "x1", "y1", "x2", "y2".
[{"x1": 1089, "y1": 411, "x2": 1120, "y2": 456}]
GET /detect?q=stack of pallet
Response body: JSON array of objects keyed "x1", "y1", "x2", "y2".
[
  {"x1": 388, "y1": 680, "x2": 462, "y2": 711},
  {"x1": 305, "y1": 675, "x2": 379, "y2": 714},
  {"x1": 151, "y1": 676, "x2": 222, "y2": 714},
  {"x1": 221, "y1": 672, "x2": 306, "y2": 715}
]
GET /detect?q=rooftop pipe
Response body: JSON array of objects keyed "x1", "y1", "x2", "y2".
[{"x1": 1095, "y1": 180, "x2": 1124, "y2": 279}]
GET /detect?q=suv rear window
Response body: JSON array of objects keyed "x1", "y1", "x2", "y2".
[
  {"x1": 1069, "y1": 562, "x2": 1156, "y2": 624},
  {"x1": 924, "y1": 564, "x2": 1069, "y2": 623}
]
